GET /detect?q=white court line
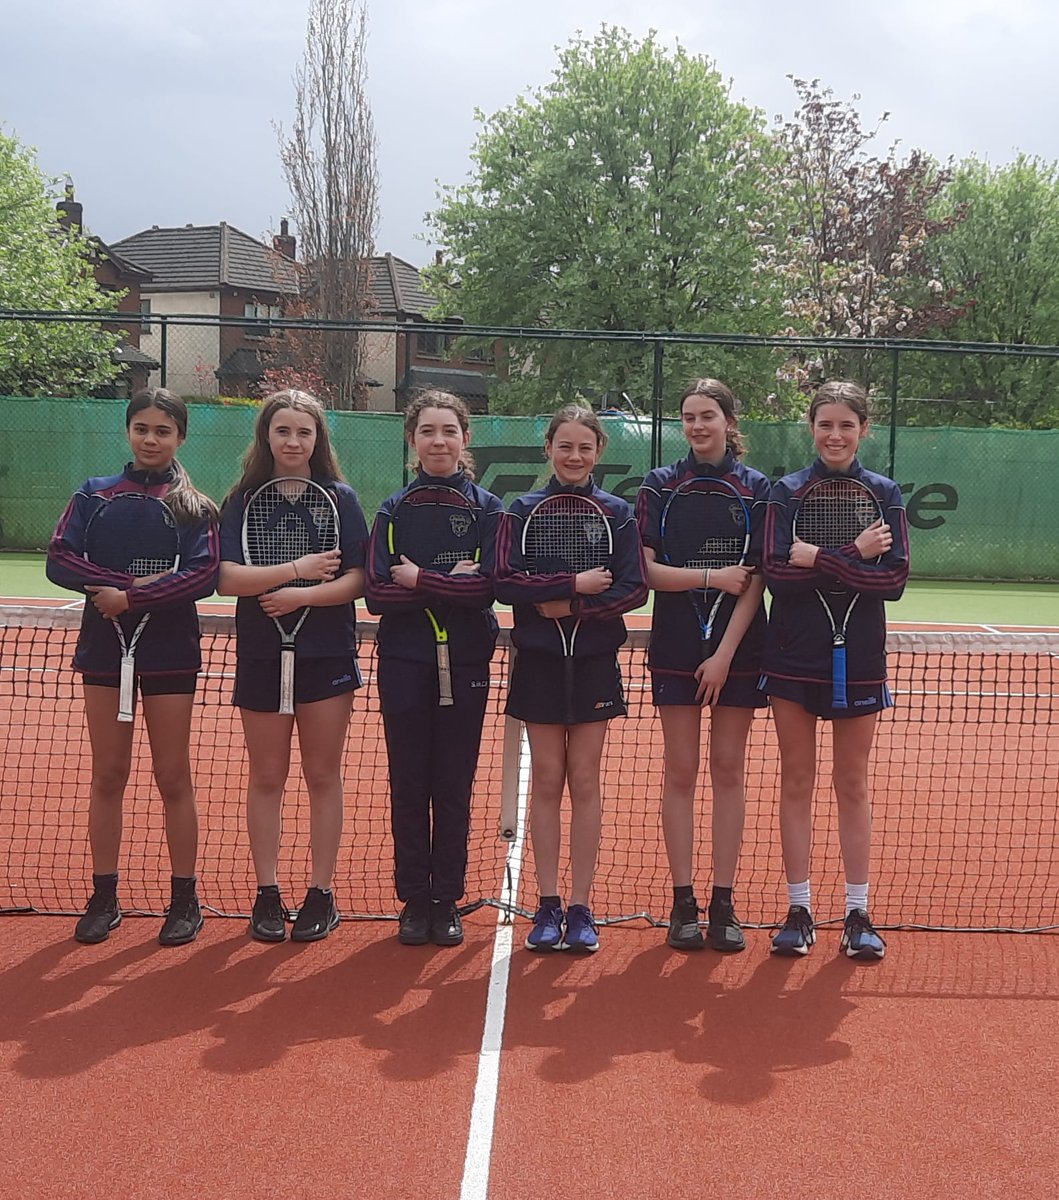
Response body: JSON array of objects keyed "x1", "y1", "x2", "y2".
[{"x1": 460, "y1": 728, "x2": 530, "y2": 1200}]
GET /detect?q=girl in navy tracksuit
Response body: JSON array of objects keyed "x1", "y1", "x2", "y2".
[
  {"x1": 365, "y1": 390, "x2": 502, "y2": 949},
  {"x1": 46, "y1": 388, "x2": 220, "y2": 947},
  {"x1": 762, "y1": 381, "x2": 909, "y2": 961},
  {"x1": 495, "y1": 405, "x2": 648, "y2": 953},
  {"x1": 637, "y1": 379, "x2": 770, "y2": 955},
  {"x1": 218, "y1": 390, "x2": 368, "y2": 945}
]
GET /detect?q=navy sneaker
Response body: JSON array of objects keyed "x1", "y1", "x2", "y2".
[
  {"x1": 841, "y1": 909, "x2": 886, "y2": 960},
  {"x1": 159, "y1": 888, "x2": 203, "y2": 946},
  {"x1": 249, "y1": 888, "x2": 289, "y2": 942},
  {"x1": 666, "y1": 895, "x2": 705, "y2": 951},
  {"x1": 706, "y1": 896, "x2": 746, "y2": 953},
  {"x1": 562, "y1": 904, "x2": 600, "y2": 953},
  {"x1": 398, "y1": 897, "x2": 431, "y2": 946},
  {"x1": 525, "y1": 902, "x2": 565, "y2": 951},
  {"x1": 770, "y1": 905, "x2": 816, "y2": 956},
  {"x1": 291, "y1": 887, "x2": 339, "y2": 942},
  {"x1": 74, "y1": 890, "x2": 121, "y2": 944}
]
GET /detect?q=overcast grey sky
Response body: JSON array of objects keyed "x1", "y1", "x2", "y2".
[{"x1": 2, "y1": 0, "x2": 1056, "y2": 266}]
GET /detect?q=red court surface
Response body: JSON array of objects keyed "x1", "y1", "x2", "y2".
[{"x1": 2, "y1": 913, "x2": 1058, "y2": 1199}]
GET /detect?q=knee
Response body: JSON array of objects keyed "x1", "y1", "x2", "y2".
[
  {"x1": 833, "y1": 773, "x2": 869, "y2": 808},
  {"x1": 302, "y1": 766, "x2": 340, "y2": 797},
  {"x1": 91, "y1": 763, "x2": 130, "y2": 796}
]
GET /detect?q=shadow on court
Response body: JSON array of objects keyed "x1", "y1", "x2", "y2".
[
  {"x1": 0, "y1": 916, "x2": 495, "y2": 1081},
  {"x1": 501, "y1": 930, "x2": 856, "y2": 1100}
]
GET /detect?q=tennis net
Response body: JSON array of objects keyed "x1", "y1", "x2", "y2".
[{"x1": 2, "y1": 604, "x2": 1058, "y2": 932}]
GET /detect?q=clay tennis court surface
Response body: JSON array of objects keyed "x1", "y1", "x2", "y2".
[{"x1": 2, "y1": 598, "x2": 1058, "y2": 1198}]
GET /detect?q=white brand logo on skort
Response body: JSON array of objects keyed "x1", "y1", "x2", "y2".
[
  {"x1": 853, "y1": 697, "x2": 878, "y2": 707},
  {"x1": 470, "y1": 679, "x2": 490, "y2": 689},
  {"x1": 331, "y1": 674, "x2": 353, "y2": 686}
]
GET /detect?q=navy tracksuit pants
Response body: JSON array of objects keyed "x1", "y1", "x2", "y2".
[{"x1": 378, "y1": 657, "x2": 491, "y2": 903}]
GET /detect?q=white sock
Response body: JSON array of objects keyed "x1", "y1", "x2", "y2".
[
  {"x1": 846, "y1": 882, "x2": 869, "y2": 915},
  {"x1": 787, "y1": 880, "x2": 811, "y2": 913}
]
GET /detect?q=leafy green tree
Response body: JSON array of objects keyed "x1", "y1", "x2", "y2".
[
  {"x1": 901, "y1": 156, "x2": 1059, "y2": 427},
  {"x1": 427, "y1": 27, "x2": 785, "y2": 413},
  {"x1": 0, "y1": 131, "x2": 120, "y2": 395}
]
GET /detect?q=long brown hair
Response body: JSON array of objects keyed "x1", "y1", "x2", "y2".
[
  {"x1": 679, "y1": 379, "x2": 746, "y2": 458},
  {"x1": 404, "y1": 389, "x2": 476, "y2": 479},
  {"x1": 808, "y1": 380, "x2": 870, "y2": 425},
  {"x1": 126, "y1": 388, "x2": 218, "y2": 525},
  {"x1": 228, "y1": 390, "x2": 345, "y2": 498},
  {"x1": 545, "y1": 404, "x2": 608, "y2": 451}
]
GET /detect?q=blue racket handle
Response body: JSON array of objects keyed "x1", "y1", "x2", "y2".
[{"x1": 832, "y1": 646, "x2": 849, "y2": 709}]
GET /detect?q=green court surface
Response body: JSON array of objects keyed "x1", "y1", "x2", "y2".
[{"x1": 4, "y1": 550, "x2": 1057, "y2": 626}]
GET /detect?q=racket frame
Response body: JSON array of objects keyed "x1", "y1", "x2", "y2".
[
  {"x1": 241, "y1": 477, "x2": 340, "y2": 716},
  {"x1": 521, "y1": 493, "x2": 613, "y2": 725},
  {"x1": 659, "y1": 477, "x2": 751, "y2": 663},
  {"x1": 387, "y1": 485, "x2": 480, "y2": 707},
  {"x1": 83, "y1": 493, "x2": 181, "y2": 723},
  {"x1": 793, "y1": 477, "x2": 884, "y2": 709}
]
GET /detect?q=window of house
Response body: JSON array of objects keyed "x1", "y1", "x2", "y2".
[{"x1": 244, "y1": 302, "x2": 281, "y2": 337}]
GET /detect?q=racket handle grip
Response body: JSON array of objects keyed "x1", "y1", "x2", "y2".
[
  {"x1": 279, "y1": 646, "x2": 296, "y2": 715},
  {"x1": 832, "y1": 646, "x2": 849, "y2": 709},
  {"x1": 117, "y1": 655, "x2": 135, "y2": 723},
  {"x1": 437, "y1": 644, "x2": 453, "y2": 707}
]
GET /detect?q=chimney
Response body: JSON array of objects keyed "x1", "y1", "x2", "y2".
[
  {"x1": 273, "y1": 217, "x2": 296, "y2": 260},
  {"x1": 56, "y1": 179, "x2": 83, "y2": 234}
]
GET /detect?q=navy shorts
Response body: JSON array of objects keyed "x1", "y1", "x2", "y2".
[
  {"x1": 651, "y1": 670, "x2": 767, "y2": 709},
  {"x1": 759, "y1": 675, "x2": 893, "y2": 720},
  {"x1": 234, "y1": 654, "x2": 362, "y2": 712},
  {"x1": 82, "y1": 672, "x2": 197, "y2": 697},
  {"x1": 506, "y1": 651, "x2": 626, "y2": 726}
]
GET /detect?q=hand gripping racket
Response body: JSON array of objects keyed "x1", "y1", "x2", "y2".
[
  {"x1": 659, "y1": 477, "x2": 750, "y2": 660},
  {"x1": 387, "y1": 485, "x2": 480, "y2": 706},
  {"x1": 793, "y1": 476, "x2": 884, "y2": 708},
  {"x1": 242, "y1": 477, "x2": 340, "y2": 715},
  {"x1": 83, "y1": 493, "x2": 181, "y2": 722},
  {"x1": 522, "y1": 493, "x2": 613, "y2": 725}
]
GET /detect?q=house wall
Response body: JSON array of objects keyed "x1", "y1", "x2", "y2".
[
  {"x1": 140, "y1": 290, "x2": 221, "y2": 396},
  {"x1": 363, "y1": 331, "x2": 398, "y2": 410}
]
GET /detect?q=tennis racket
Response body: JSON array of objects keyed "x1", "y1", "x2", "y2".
[
  {"x1": 387, "y1": 485, "x2": 480, "y2": 706},
  {"x1": 793, "y1": 477, "x2": 884, "y2": 708},
  {"x1": 522, "y1": 493, "x2": 613, "y2": 725},
  {"x1": 83, "y1": 493, "x2": 181, "y2": 722},
  {"x1": 659, "y1": 477, "x2": 751, "y2": 661},
  {"x1": 241, "y1": 477, "x2": 340, "y2": 715}
]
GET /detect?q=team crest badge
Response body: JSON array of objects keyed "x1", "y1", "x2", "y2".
[{"x1": 450, "y1": 512, "x2": 472, "y2": 538}]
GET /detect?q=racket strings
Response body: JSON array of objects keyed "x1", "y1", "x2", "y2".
[
  {"x1": 524, "y1": 511, "x2": 610, "y2": 574},
  {"x1": 86, "y1": 499, "x2": 179, "y2": 574},
  {"x1": 796, "y1": 483, "x2": 880, "y2": 549},
  {"x1": 684, "y1": 537, "x2": 747, "y2": 570},
  {"x1": 661, "y1": 489, "x2": 749, "y2": 571},
  {"x1": 392, "y1": 492, "x2": 479, "y2": 569}
]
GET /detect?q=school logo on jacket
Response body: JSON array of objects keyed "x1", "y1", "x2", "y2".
[
  {"x1": 450, "y1": 512, "x2": 472, "y2": 538},
  {"x1": 584, "y1": 517, "x2": 606, "y2": 546}
]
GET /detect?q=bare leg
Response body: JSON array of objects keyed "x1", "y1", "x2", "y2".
[
  {"x1": 142, "y1": 692, "x2": 198, "y2": 877},
  {"x1": 707, "y1": 706, "x2": 755, "y2": 889},
  {"x1": 566, "y1": 721, "x2": 608, "y2": 907},
  {"x1": 295, "y1": 693, "x2": 353, "y2": 889},
  {"x1": 524, "y1": 723, "x2": 569, "y2": 898},
  {"x1": 770, "y1": 698, "x2": 819, "y2": 884},
  {"x1": 831, "y1": 713, "x2": 879, "y2": 885},
  {"x1": 239, "y1": 709, "x2": 294, "y2": 887},
  {"x1": 659, "y1": 706, "x2": 701, "y2": 888},
  {"x1": 82, "y1": 684, "x2": 134, "y2": 874}
]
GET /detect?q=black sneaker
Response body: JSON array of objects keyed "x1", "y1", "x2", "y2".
[
  {"x1": 291, "y1": 887, "x2": 339, "y2": 942},
  {"x1": 74, "y1": 890, "x2": 121, "y2": 944},
  {"x1": 770, "y1": 905, "x2": 816, "y2": 956},
  {"x1": 840, "y1": 908, "x2": 886, "y2": 961},
  {"x1": 430, "y1": 901, "x2": 464, "y2": 947},
  {"x1": 398, "y1": 897, "x2": 431, "y2": 945},
  {"x1": 667, "y1": 895, "x2": 705, "y2": 951},
  {"x1": 159, "y1": 889, "x2": 203, "y2": 946},
  {"x1": 706, "y1": 896, "x2": 746, "y2": 953},
  {"x1": 249, "y1": 889, "x2": 289, "y2": 942}
]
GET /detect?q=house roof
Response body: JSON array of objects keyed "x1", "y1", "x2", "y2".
[
  {"x1": 111, "y1": 223, "x2": 300, "y2": 295},
  {"x1": 368, "y1": 253, "x2": 442, "y2": 319},
  {"x1": 215, "y1": 347, "x2": 267, "y2": 381},
  {"x1": 111, "y1": 342, "x2": 161, "y2": 369},
  {"x1": 397, "y1": 366, "x2": 493, "y2": 412}
]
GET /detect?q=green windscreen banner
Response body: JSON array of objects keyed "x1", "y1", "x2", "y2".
[{"x1": 1, "y1": 396, "x2": 1056, "y2": 580}]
